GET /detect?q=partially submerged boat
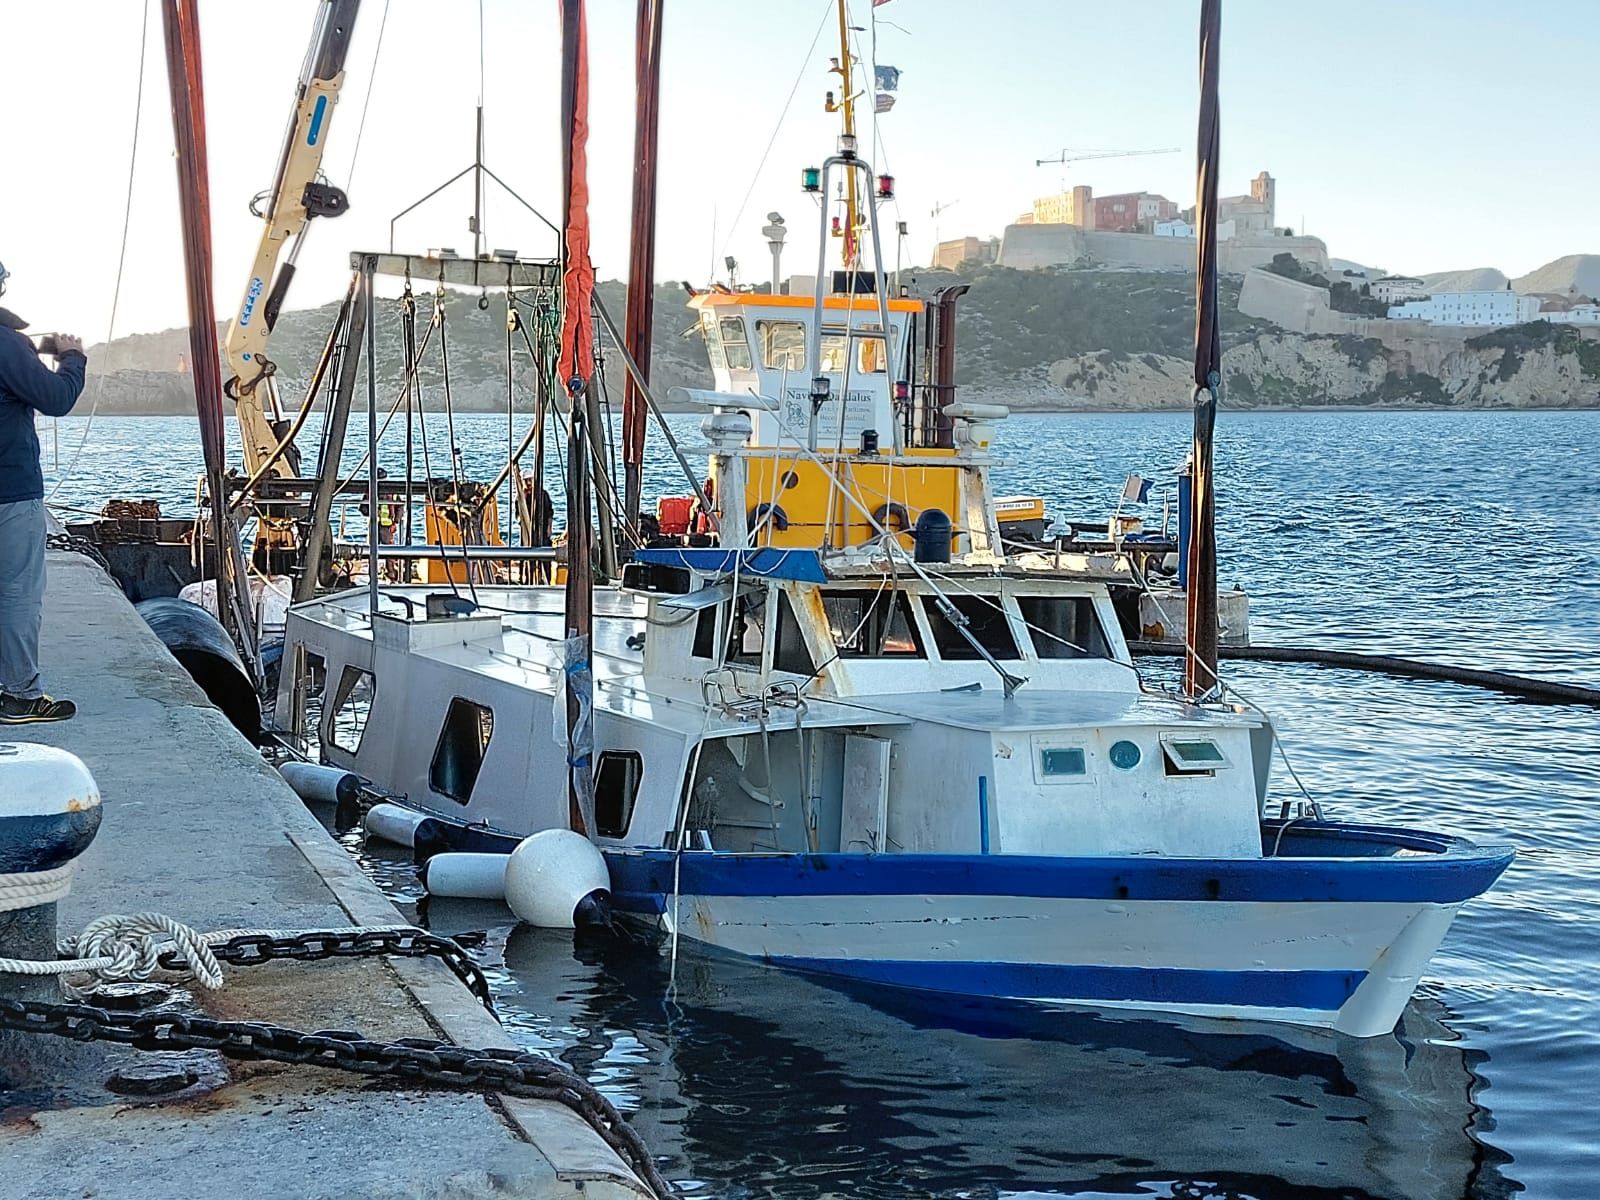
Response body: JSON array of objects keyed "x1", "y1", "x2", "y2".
[{"x1": 273, "y1": 0, "x2": 1510, "y2": 1038}]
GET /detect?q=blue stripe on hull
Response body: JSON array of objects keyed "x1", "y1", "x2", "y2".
[
  {"x1": 771, "y1": 957, "x2": 1366, "y2": 1012},
  {"x1": 605, "y1": 830, "x2": 1512, "y2": 908}
]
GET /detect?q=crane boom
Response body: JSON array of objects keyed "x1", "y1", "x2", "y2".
[
  {"x1": 1034, "y1": 146, "x2": 1179, "y2": 167},
  {"x1": 223, "y1": 0, "x2": 360, "y2": 478}
]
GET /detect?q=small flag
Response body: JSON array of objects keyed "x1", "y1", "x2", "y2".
[
  {"x1": 1121, "y1": 473, "x2": 1152, "y2": 503},
  {"x1": 875, "y1": 93, "x2": 896, "y2": 114},
  {"x1": 875, "y1": 64, "x2": 900, "y2": 92},
  {"x1": 872, "y1": 0, "x2": 894, "y2": 6}
]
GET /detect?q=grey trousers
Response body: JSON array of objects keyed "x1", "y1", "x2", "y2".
[{"x1": 0, "y1": 498, "x2": 46, "y2": 699}]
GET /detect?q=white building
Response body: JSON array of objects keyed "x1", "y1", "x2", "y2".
[
  {"x1": 1388, "y1": 290, "x2": 1541, "y2": 327},
  {"x1": 1542, "y1": 304, "x2": 1600, "y2": 325},
  {"x1": 1371, "y1": 275, "x2": 1427, "y2": 304},
  {"x1": 1154, "y1": 219, "x2": 1193, "y2": 238}
]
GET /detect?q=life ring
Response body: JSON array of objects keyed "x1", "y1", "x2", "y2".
[
  {"x1": 747, "y1": 502, "x2": 790, "y2": 532},
  {"x1": 871, "y1": 501, "x2": 912, "y2": 533}
]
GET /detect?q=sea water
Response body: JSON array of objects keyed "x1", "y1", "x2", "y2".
[{"x1": 45, "y1": 409, "x2": 1600, "y2": 1198}]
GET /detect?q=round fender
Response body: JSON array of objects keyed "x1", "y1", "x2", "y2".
[
  {"x1": 871, "y1": 501, "x2": 912, "y2": 533},
  {"x1": 747, "y1": 503, "x2": 790, "y2": 533}
]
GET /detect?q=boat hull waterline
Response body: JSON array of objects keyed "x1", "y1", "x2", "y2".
[{"x1": 408, "y1": 815, "x2": 1511, "y2": 1037}]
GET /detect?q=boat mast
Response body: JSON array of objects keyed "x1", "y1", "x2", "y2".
[
  {"x1": 829, "y1": 0, "x2": 862, "y2": 270},
  {"x1": 160, "y1": 0, "x2": 259, "y2": 676},
  {"x1": 622, "y1": 0, "x2": 664, "y2": 543},
  {"x1": 559, "y1": 0, "x2": 595, "y2": 837},
  {"x1": 1185, "y1": 0, "x2": 1223, "y2": 699}
]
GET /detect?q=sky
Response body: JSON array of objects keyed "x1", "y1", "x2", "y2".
[{"x1": 1, "y1": 0, "x2": 1596, "y2": 344}]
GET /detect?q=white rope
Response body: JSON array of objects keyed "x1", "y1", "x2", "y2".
[
  {"x1": 0, "y1": 866, "x2": 74, "y2": 915},
  {"x1": 0, "y1": 914, "x2": 419, "y2": 991}
]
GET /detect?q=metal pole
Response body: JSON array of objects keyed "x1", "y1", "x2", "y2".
[
  {"x1": 1185, "y1": 0, "x2": 1223, "y2": 699},
  {"x1": 621, "y1": 0, "x2": 664, "y2": 549},
  {"x1": 771, "y1": 244, "x2": 783, "y2": 294},
  {"x1": 365, "y1": 259, "x2": 379, "y2": 616},
  {"x1": 403, "y1": 288, "x2": 415, "y2": 546},
  {"x1": 296, "y1": 267, "x2": 368, "y2": 601}
]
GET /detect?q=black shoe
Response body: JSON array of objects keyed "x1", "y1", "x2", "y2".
[{"x1": 0, "y1": 694, "x2": 77, "y2": 724}]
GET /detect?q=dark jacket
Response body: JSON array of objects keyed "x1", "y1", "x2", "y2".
[{"x1": 0, "y1": 314, "x2": 86, "y2": 503}]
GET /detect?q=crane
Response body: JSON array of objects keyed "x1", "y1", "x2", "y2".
[
  {"x1": 1034, "y1": 147, "x2": 1179, "y2": 168},
  {"x1": 929, "y1": 198, "x2": 959, "y2": 247},
  {"x1": 223, "y1": 0, "x2": 361, "y2": 481}
]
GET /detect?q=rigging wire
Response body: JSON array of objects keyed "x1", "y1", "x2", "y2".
[
  {"x1": 343, "y1": 0, "x2": 391, "y2": 196},
  {"x1": 48, "y1": 0, "x2": 150, "y2": 501},
  {"x1": 718, "y1": 0, "x2": 834, "y2": 262}
]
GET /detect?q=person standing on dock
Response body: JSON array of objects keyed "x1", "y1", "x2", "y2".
[{"x1": 0, "y1": 261, "x2": 86, "y2": 724}]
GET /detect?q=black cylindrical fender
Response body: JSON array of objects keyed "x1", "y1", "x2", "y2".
[{"x1": 135, "y1": 597, "x2": 261, "y2": 742}]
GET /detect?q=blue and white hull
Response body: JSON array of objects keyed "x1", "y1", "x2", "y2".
[{"x1": 607, "y1": 822, "x2": 1512, "y2": 1038}]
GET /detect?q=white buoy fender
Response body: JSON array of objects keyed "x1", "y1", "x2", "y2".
[
  {"x1": 421, "y1": 852, "x2": 510, "y2": 901},
  {"x1": 504, "y1": 829, "x2": 611, "y2": 929},
  {"x1": 279, "y1": 762, "x2": 359, "y2": 806},
  {"x1": 362, "y1": 803, "x2": 428, "y2": 849}
]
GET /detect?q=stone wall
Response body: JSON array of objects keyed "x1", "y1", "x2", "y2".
[{"x1": 997, "y1": 224, "x2": 1328, "y2": 274}]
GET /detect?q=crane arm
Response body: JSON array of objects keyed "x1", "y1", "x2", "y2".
[{"x1": 224, "y1": 0, "x2": 360, "y2": 477}]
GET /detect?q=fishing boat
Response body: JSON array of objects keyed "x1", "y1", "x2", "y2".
[{"x1": 273, "y1": 0, "x2": 1510, "y2": 1038}]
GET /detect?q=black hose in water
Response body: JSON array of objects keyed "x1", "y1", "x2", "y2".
[{"x1": 1126, "y1": 641, "x2": 1600, "y2": 709}]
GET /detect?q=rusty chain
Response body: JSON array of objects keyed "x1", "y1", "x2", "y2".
[
  {"x1": 185, "y1": 928, "x2": 496, "y2": 1015},
  {"x1": 0, "y1": 996, "x2": 673, "y2": 1198}
]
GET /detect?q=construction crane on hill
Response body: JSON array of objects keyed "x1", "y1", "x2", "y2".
[{"x1": 1034, "y1": 147, "x2": 1179, "y2": 168}]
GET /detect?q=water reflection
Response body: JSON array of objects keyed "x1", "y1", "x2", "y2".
[{"x1": 416, "y1": 898, "x2": 1519, "y2": 1200}]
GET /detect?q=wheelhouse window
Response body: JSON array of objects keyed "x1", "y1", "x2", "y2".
[
  {"x1": 595, "y1": 751, "x2": 642, "y2": 838},
  {"x1": 923, "y1": 594, "x2": 1021, "y2": 660},
  {"x1": 719, "y1": 316, "x2": 753, "y2": 370},
  {"x1": 328, "y1": 665, "x2": 374, "y2": 753},
  {"x1": 820, "y1": 589, "x2": 924, "y2": 658},
  {"x1": 758, "y1": 320, "x2": 807, "y2": 369},
  {"x1": 1016, "y1": 595, "x2": 1111, "y2": 659},
  {"x1": 431, "y1": 698, "x2": 494, "y2": 804},
  {"x1": 819, "y1": 327, "x2": 893, "y2": 375},
  {"x1": 773, "y1": 592, "x2": 817, "y2": 675}
]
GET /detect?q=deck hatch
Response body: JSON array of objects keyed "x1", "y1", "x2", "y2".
[{"x1": 1160, "y1": 734, "x2": 1229, "y2": 776}]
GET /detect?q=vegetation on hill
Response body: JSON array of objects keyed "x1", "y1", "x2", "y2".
[{"x1": 1263, "y1": 253, "x2": 1390, "y2": 317}]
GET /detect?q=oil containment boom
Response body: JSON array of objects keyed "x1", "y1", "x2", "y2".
[{"x1": 222, "y1": 0, "x2": 360, "y2": 479}]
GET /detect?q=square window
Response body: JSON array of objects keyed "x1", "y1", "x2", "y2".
[
  {"x1": 431, "y1": 698, "x2": 494, "y2": 804},
  {"x1": 595, "y1": 751, "x2": 643, "y2": 838}
]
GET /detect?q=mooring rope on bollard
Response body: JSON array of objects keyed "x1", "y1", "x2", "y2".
[{"x1": 0, "y1": 865, "x2": 76, "y2": 915}]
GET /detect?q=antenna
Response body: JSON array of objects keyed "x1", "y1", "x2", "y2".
[{"x1": 930, "y1": 198, "x2": 959, "y2": 249}]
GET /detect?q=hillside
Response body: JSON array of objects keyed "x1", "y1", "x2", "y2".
[
  {"x1": 1420, "y1": 267, "x2": 1509, "y2": 293},
  {"x1": 83, "y1": 263, "x2": 1600, "y2": 416},
  {"x1": 1511, "y1": 254, "x2": 1600, "y2": 300}
]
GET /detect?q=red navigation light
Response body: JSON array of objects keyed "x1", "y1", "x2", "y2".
[
  {"x1": 893, "y1": 380, "x2": 910, "y2": 402},
  {"x1": 876, "y1": 174, "x2": 895, "y2": 200}
]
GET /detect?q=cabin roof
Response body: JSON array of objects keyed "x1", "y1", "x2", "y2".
[
  {"x1": 689, "y1": 292, "x2": 923, "y2": 314},
  {"x1": 829, "y1": 689, "x2": 1262, "y2": 732}
]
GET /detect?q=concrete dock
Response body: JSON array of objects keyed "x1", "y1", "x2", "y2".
[{"x1": 0, "y1": 545, "x2": 652, "y2": 1199}]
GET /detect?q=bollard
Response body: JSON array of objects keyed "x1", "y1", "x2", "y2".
[
  {"x1": 0, "y1": 743, "x2": 103, "y2": 1090},
  {"x1": 0, "y1": 743, "x2": 103, "y2": 997}
]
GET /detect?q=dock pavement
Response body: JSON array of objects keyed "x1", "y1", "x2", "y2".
[{"x1": 0, "y1": 543, "x2": 651, "y2": 1199}]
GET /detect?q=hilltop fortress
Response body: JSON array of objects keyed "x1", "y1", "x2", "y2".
[{"x1": 937, "y1": 169, "x2": 1330, "y2": 276}]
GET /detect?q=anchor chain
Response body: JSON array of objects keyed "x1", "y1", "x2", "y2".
[
  {"x1": 187, "y1": 928, "x2": 496, "y2": 1015},
  {"x1": 0, "y1": 997, "x2": 674, "y2": 1199}
]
